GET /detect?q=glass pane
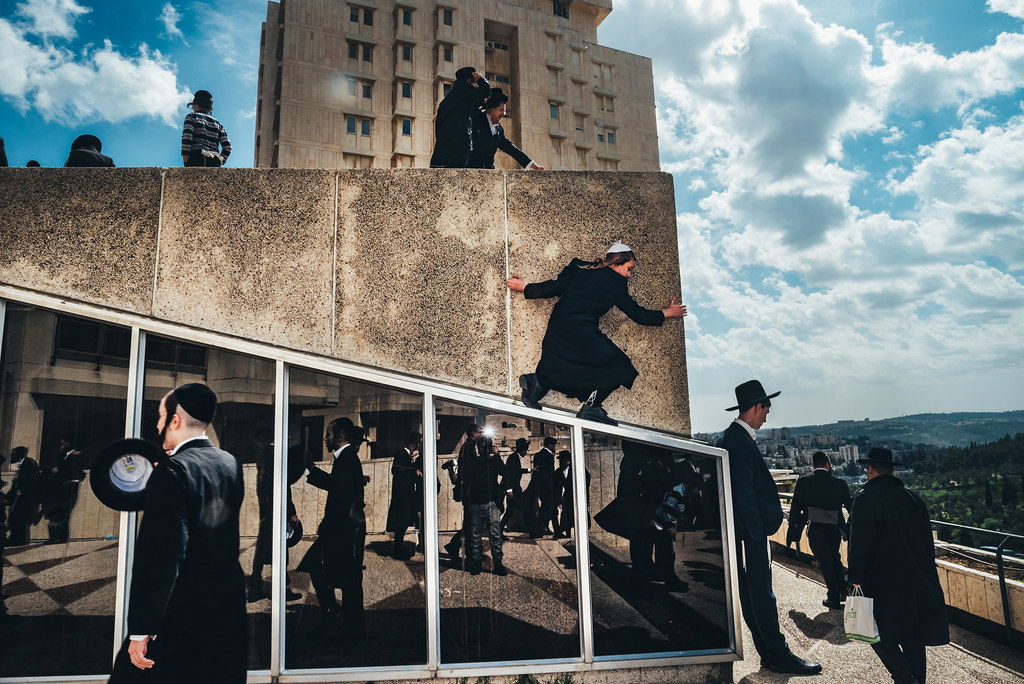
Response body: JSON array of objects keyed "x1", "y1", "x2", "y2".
[
  {"x1": 584, "y1": 432, "x2": 730, "y2": 656},
  {"x1": 140, "y1": 336, "x2": 276, "y2": 671},
  {"x1": 0, "y1": 305, "x2": 127, "y2": 677},
  {"x1": 436, "y1": 399, "x2": 579, "y2": 664},
  {"x1": 285, "y1": 368, "x2": 426, "y2": 669}
]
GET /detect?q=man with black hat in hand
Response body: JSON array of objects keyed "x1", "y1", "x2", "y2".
[
  {"x1": 468, "y1": 87, "x2": 544, "y2": 170},
  {"x1": 849, "y1": 447, "x2": 948, "y2": 684},
  {"x1": 788, "y1": 451, "x2": 852, "y2": 610},
  {"x1": 429, "y1": 67, "x2": 490, "y2": 168},
  {"x1": 112, "y1": 382, "x2": 247, "y2": 684},
  {"x1": 181, "y1": 90, "x2": 232, "y2": 167},
  {"x1": 717, "y1": 380, "x2": 822, "y2": 675}
]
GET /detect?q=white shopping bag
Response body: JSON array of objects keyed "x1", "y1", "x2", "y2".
[{"x1": 844, "y1": 587, "x2": 880, "y2": 644}]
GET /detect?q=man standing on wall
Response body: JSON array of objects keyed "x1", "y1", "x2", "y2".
[
  {"x1": 181, "y1": 90, "x2": 232, "y2": 167},
  {"x1": 429, "y1": 67, "x2": 490, "y2": 168},
  {"x1": 112, "y1": 383, "x2": 247, "y2": 683},
  {"x1": 788, "y1": 451, "x2": 852, "y2": 610},
  {"x1": 717, "y1": 380, "x2": 822, "y2": 675},
  {"x1": 849, "y1": 447, "x2": 948, "y2": 684}
]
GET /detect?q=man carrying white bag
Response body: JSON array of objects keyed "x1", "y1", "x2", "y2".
[{"x1": 847, "y1": 448, "x2": 949, "y2": 684}]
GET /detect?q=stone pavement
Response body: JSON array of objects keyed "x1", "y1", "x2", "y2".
[{"x1": 730, "y1": 551, "x2": 1024, "y2": 683}]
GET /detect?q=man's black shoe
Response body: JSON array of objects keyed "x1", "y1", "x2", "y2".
[
  {"x1": 763, "y1": 653, "x2": 823, "y2": 675},
  {"x1": 494, "y1": 563, "x2": 509, "y2": 576},
  {"x1": 468, "y1": 563, "x2": 482, "y2": 576},
  {"x1": 822, "y1": 599, "x2": 843, "y2": 610},
  {"x1": 577, "y1": 404, "x2": 618, "y2": 426},
  {"x1": 444, "y1": 541, "x2": 461, "y2": 558},
  {"x1": 519, "y1": 374, "x2": 546, "y2": 410}
]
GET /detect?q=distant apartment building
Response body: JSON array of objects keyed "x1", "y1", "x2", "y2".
[
  {"x1": 838, "y1": 445, "x2": 859, "y2": 463},
  {"x1": 254, "y1": 0, "x2": 659, "y2": 170}
]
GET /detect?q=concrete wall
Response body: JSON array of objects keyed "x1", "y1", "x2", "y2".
[{"x1": 0, "y1": 168, "x2": 690, "y2": 433}]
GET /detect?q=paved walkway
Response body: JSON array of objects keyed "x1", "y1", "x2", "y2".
[{"x1": 731, "y1": 551, "x2": 1024, "y2": 683}]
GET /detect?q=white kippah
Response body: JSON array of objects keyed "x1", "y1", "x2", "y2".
[{"x1": 607, "y1": 241, "x2": 632, "y2": 254}]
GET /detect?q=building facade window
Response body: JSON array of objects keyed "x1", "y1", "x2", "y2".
[
  {"x1": 401, "y1": 118, "x2": 412, "y2": 135},
  {"x1": 363, "y1": 8, "x2": 373, "y2": 25},
  {"x1": 443, "y1": 8, "x2": 453, "y2": 25},
  {"x1": 486, "y1": 72, "x2": 510, "y2": 84},
  {"x1": 349, "y1": 41, "x2": 374, "y2": 63},
  {"x1": 550, "y1": 103, "x2": 559, "y2": 119},
  {"x1": 350, "y1": 6, "x2": 373, "y2": 25},
  {"x1": 363, "y1": 43, "x2": 374, "y2": 62},
  {"x1": 607, "y1": 131, "x2": 616, "y2": 144},
  {"x1": 361, "y1": 118, "x2": 372, "y2": 136},
  {"x1": 402, "y1": 8, "x2": 412, "y2": 26},
  {"x1": 401, "y1": 43, "x2": 413, "y2": 62},
  {"x1": 443, "y1": 82, "x2": 453, "y2": 97},
  {"x1": 575, "y1": 114, "x2": 585, "y2": 133},
  {"x1": 443, "y1": 44, "x2": 454, "y2": 62},
  {"x1": 350, "y1": 6, "x2": 359, "y2": 22},
  {"x1": 346, "y1": 116, "x2": 357, "y2": 134},
  {"x1": 401, "y1": 81, "x2": 412, "y2": 99},
  {"x1": 553, "y1": 0, "x2": 569, "y2": 19}
]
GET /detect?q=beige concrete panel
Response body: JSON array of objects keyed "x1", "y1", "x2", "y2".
[
  {"x1": 154, "y1": 169, "x2": 336, "y2": 354},
  {"x1": 334, "y1": 169, "x2": 508, "y2": 392},
  {"x1": 0, "y1": 168, "x2": 161, "y2": 313},
  {"x1": 507, "y1": 171, "x2": 688, "y2": 432},
  {"x1": 1008, "y1": 582, "x2": 1024, "y2": 632},
  {"x1": 965, "y1": 571, "x2": 991, "y2": 621},
  {"x1": 985, "y1": 573, "x2": 1006, "y2": 625},
  {"x1": 945, "y1": 564, "x2": 969, "y2": 611}
]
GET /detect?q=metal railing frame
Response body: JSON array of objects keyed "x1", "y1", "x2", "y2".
[{"x1": 0, "y1": 286, "x2": 740, "y2": 683}]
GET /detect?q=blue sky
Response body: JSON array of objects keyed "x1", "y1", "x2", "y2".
[{"x1": 2, "y1": 0, "x2": 1023, "y2": 431}]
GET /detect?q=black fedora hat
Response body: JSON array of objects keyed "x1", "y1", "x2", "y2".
[
  {"x1": 515, "y1": 437, "x2": 531, "y2": 451},
  {"x1": 455, "y1": 66, "x2": 476, "y2": 81},
  {"x1": 90, "y1": 438, "x2": 164, "y2": 511},
  {"x1": 189, "y1": 89, "x2": 213, "y2": 108},
  {"x1": 857, "y1": 447, "x2": 902, "y2": 467},
  {"x1": 725, "y1": 380, "x2": 781, "y2": 411}
]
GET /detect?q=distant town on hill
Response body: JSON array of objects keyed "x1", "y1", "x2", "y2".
[{"x1": 776, "y1": 410, "x2": 1024, "y2": 448}]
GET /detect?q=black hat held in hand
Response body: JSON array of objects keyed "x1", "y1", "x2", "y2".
[
  {"x1": 455, "y1": 66, "x2": 476, "y2": 82},
  {"x1": 90, "y1": 438, "x2": 164, "y2": 511},
  {"x1": 725, "y1": 379, "x2": 781, "y2": 411},
  {"x1": 857, "y1": 447, "x2": 902, "y2": 467}
]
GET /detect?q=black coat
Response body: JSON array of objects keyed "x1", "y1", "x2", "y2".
[
  {"x1": 555, "y1": 463, "x2": 590, "y2": 509},
  {"x1": 458, "y1": 438, "x2": 504, "y2": 505},
  {"x1": 716, "y1": 422, "x2": 783, "y2": 540},
  {"x1": 297, "y1": 444, "x2": 366, "y2": 586},
  {"x1": 501, "y1": 451, "x2": 528, "y2": 494},
  {"x1": 386, "y1": 448, "x2": 421, "y2": 532},
  {"x1": 525, "y1": 260, "x2": 665, "y2": 401},
  {"x1": 467, "y1": 110, "x2": 532, "y2": 169},
  {"x1": 64, "y1": 148, "x2": 115, "y2": 167},
  {"x1": 787, "y1": 469, "x2": 852, "y2": 543},
  {"x1": 429, "y1": 77, "x2": 491, "y2": 168},
  {"x1": 848, "y1": 474, "x2": 949, "y2": 646},
  {"x1": 9, "y1": 457, "x2": 40, "y2": 524},
  {"x1": 527, "y1": 448, "x2": 557, "y2": 503},
  {"x1": 121, "y1": 439, "x2": 246, "y2": 683}
]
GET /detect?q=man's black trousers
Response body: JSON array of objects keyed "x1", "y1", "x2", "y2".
[
  {"x1": 807, "y1": 523, "x2": 846, "y2": 602},
  {"x1": 736, "y1": 533, "x2": 789, "y2": 662},
  {"x1": 871, "y1": 637, "x2": 927, "y2": 683}
]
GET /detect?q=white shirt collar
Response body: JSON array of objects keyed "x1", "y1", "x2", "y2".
[
  {"x1": 813, "y1": 467, "x2": 829, "y2": 472},
  {"x1": 332, "y1": 443, "x2": 350, "y2": 459},
  {"x1": 489, "y1": 120, "x2": 499, "y2": 136},
  {"x1": 733, "y1": 418, "x2": 757, "y2": 441},
  {"x1": 170, "y1": 434, "x2": 208, "y2": 455}
]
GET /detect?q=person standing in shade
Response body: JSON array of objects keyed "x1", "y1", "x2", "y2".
[
  {"x1": 181, "y1": 90, "x2": 232, "y2": 167},
  {"x1": 44, "y1": 438, "x2": 84, "y2": 544},
  {"x1": 554, "y1": 450, "x2": 589, "y2": 538},
  {"x1": 386, "y1": 432, "x2": 423, "y2": 560},
  {"x1": 6, "y1": 447, "x2": 39, "y2": 546},
  {"x1": 248, "y1": 436, "x2": 302, "y2": 602},
  {"x1": 111, "y1": 383, "x2": 247, "y2": 683},
  {"x1": 500, "y1": 437, "x2": 531, "y2": 533},
  {"x1": 788, "y1": 451, "x2": 853, "y2": 610},
  {"x1": 508, "y1": 242, "x2": 687, "y2": 426},
  {"x1": 297, "y1": 417, "x2": 367, "y2": 639},
  {"x1": 429, "y1": 67, "x2": 490, "y2": 168},
  {"x1": 849, "y1": 447, "x2": 948, "y2": 684},
  {"x1": 717, "y1": 380, "x2": 822, "y2": 675},
  {"x1": 64, "y1": 134, "x2": 114, "y2": 167},
  {"x1": 458, "y1": 423, "x2": 507, "y2": 576},
  {"x1": 467, "y1": 88, "x2": 544, "y2": 170},
  {"x1": 527, "y1": 436, "x2": 558, "y2": 538}
]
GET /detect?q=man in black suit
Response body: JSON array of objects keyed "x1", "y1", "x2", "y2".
[
  {"x1": 528, "y1": 436, "x2": 558, "y2": 539},
  {"x1": 468, "y1": 88, "x2": 544, "y2": 170},
  {"x1": 500, "y1": 437, "x2": 532, "y2": 533},
  {"x1": 386, "y1": 432, "x2": 423, "y2": 559},
  {"x1": 849, "y1": 448, "x2": 948, "y2": 684},
  {"x1": 297, "y1": 417, "x2": 367, "y2": 638},
  {"x1": 63, "y1": 134, "x2": 115, "y2": 167},
  {"x1": 112, "y1": 383, "x2": 247, "y2": 683},
  {"x1": 6, "y1": 447, "x2": 39, "y2": 546},
  {"x1": 429, "y1": 67, "x2": 491, "y2": 168},
  {"x1": 45, "y1": 438, "x2": 84, "y2": 544},
  {"x1": 553, "y1": 450, "x2": 590, "y2": 538},
  {"x1": 788, "y1": 451, "x2": 852, "y2": 609},
  {"x1": 717, "y1": 380, "x2": 822, "y2": 676},
  {"x1": 459, "y1": 424, "x2": 508, "y2": 576}
]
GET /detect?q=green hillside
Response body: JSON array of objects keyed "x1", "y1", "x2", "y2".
[{"x1": 783, "y1": 410, "x2": 1024, "y2": 447}]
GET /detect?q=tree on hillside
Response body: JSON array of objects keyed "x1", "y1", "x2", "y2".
[
  {"x1": 985, "y1": 479, "x2": 994, "y2": 507},
  {"x1": 1003, "y1": 476, "x2": 1019, "y2": 508}
]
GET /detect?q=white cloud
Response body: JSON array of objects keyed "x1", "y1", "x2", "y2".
[
  {"x1": 15, "y1": 0, "x2": 89, "y2": 40},
  {"x1": 988, "y1": 0, "x2": 1024, "y2": 20},
  {"x1": 0, "y1": 16, "x2": 190, "y2": 126},
  {"x1": 158, "y1": 2, "x2": 188, "y2": 45},
  {"x1": 193, "y1": 1, "x2": 263, "y2": 80}
]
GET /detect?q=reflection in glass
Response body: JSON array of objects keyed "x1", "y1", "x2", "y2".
[
  {"x1": 436, "y1": 400, "x2": 579, "y2": 664},
  {"x1": 285, "y1": 368, "x2": 426, "y2": 669},
  {"x1": 0, "y1": 307, "x2": 127, "y2": 677},
  {"x1": 141, "y1": 336, "x2": 275, "y2": 670},
  {"x1": 586, "y1": 433, "x2": 729, "y2": 656}
]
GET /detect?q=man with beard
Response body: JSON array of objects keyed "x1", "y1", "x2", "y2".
[
  {"x1": 297, "y1": 417, "x2": 367, "y2": 639},
  {"x1": 112, "y1": 383, "x2": 247, "y2": 683}
]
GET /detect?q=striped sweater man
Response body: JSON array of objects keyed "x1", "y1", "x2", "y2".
[{"x1": 181, "y1": 90, "x2": 231, "y2": 167}]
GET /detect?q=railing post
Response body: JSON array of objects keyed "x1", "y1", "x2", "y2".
[{"x1": 996, "y1": 535, "x2": 1014, "y2": 646}]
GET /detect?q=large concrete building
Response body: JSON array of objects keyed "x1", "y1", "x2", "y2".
[{"x1": 254, "y1": 0, "x2": 659, "y2": 170}]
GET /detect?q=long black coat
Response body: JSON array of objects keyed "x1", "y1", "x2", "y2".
[
  {"x1": 848, "y1": 474, "x2": 949, "y2": 646},
  {"x1": 9, "y1": 456, "x2": 40, "y2": 525},
  {"x1": 297, "y1": 445, "x2": 366, "y2": 586},
  {"x1": 467, "y1": 110, "x2": 532, "y2": 169},
  {"x1": 525, "y1": 259, "x2": 665, "y2": 401},
  {"x1": 386, "y1": 448, "x2": 420, "y2": 532},
  {"x1": 527, "y1": 448, "x2": 557, "y2": 503},
  {"x1": 716, "y1": 422, "x2": 783, "y2": 540},
  {"x1": 458, "y1": 438, "x2": 504, "y2": 506},
  {"x1": 787, "y1": 469, "x2": 852, "y2": 543},
  {"x1": 429, "y1": 77, "x2": 491, "y2": 168},
  {"x1": 114, "y1": 439, "x2": 247, "y2": 684}
]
